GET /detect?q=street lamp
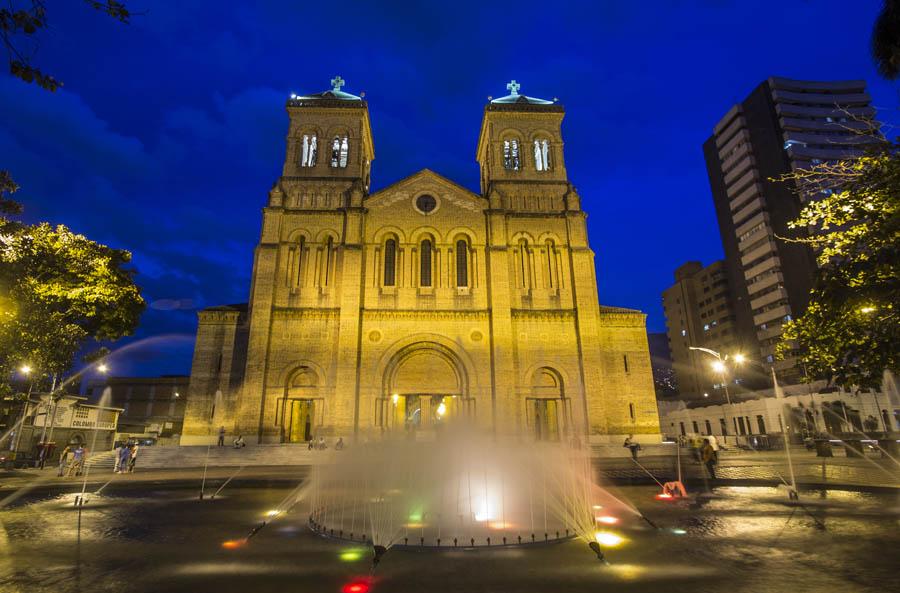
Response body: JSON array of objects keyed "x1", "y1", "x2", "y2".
[
  {"x1": 97, "y1": 363, "x2": 109, "y2": 374},
  {"x1": 19, "y1": 364, "x2": 32, "y2": 375},
  {"x1": 689, "y1": 347, "x2": 746, "y2": 444}
]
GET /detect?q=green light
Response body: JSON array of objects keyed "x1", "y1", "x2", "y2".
[
  {"x1": 408, "y1": 511, "x2": 422, "y2": 522},
  {"x1": 339, "y1": 548, "x2": 366, "y2": 562}
]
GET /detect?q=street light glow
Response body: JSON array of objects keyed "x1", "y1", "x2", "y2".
[
  {"x1": 859, "y1": 306, "x2": 876, "y2": 314},
  {"x1": 733, "y1": 353, "x2": 746, "y2": 364},
  {"x1": 97, "y1": 363, "x2": 109, "y2": 374},
  {"x1": 711, "y1": 360, "x2": 726, "y2": 373},
  {"x1": 19, "y1": 364, "x2": 32, "y2": 375}
]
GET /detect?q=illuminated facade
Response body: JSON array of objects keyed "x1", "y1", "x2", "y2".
[{"x1": 182, "y1": 79, "x2": 660, "y2": 444}]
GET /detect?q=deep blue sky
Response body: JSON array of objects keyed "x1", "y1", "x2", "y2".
[{"x1": 2, "y1": 1, "x2": 897, "y2": 377}]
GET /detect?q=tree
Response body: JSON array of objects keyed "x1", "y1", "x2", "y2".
[
  {"x1": 1, "y1": 1, "x2": 131, "y2": 92},
  {"x1": 872, "y1": 0, "x2": 900, "y2": 80},
  {"x1": 777, "y1": 142, "x2": 899, "y2": 390},
  {"x1": 0, "y1": 173, "x2": 145, "y2": 388}
]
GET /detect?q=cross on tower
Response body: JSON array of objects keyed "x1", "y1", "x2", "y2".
[
  {"x1": 331, "y1": 75, "x2": 345, "y2": 92},
  {"x1": 506, "y1": 80, "x2": 520, "y2": 96}
]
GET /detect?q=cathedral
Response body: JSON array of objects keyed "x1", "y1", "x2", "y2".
[{"x1": 181, "y1": 78, "x2": 660, "y2": 445}]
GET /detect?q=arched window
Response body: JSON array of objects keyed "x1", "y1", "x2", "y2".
[
  {"x1": 323, "y1": 237, "x2": 334, "y2": 285},
  {"x1": 290, "y1": 236, "x2": 306, "y2": 287},
  {"x1": 518, "y1": 239, "x2": 529, "y2": 288},
  {"x1": 383, "y1": 238, "x2": 397, "y2": 286},
  {"x1": 534, "y1": 139, "x2": 550, "y2": 171},
  {"x1": 331, "y1": 136, "x2": 349, "y2": 168},
  {"x1": 420, "y1": 239, "x2": 432, "y2": 287},
  {"x1": 300, "y1": 134, "x2": 317, "y2": 167},
  {"x1": 503, "y1": 139, "x2": 520, "y2": 170},
  {"x1": 544, "y1": 239, "x2": 555, "y2": 288},
  {"x1": 456, "y1": 239, "x2": 468, "y2": 287}
]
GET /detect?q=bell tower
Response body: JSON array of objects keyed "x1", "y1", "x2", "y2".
[
  {"x1": 279, "y1": 75, "x2": 375, "y2": 193},
  {"x1": 476, "y1": 80, "x2": 568, "y2": 196}
]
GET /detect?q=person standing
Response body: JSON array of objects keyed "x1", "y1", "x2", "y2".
[
  {"x1": 113, "y1": 443, "x2": 122, "y2": 473},
  {"x1": 217, "y1": 426, "x2": 225, "y2": 447},
  {"x1": 623, "y1": 434, "x2": 641, "y2": 460},
  {"x1": 128, "y1": 443, "x2": 139, "y2": 473},
  {"x1": 57, "y1": 445, "x2": 71, "y2": 477},
  {"x1": 701, "y1": 439, "x2": 717, "y2": 480}
]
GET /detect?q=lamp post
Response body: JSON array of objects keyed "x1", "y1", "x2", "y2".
[
  {"x1": 689, "y1": 347, "x2": 745, "y2": 445},
  {"x1": 42, "y1": 362, "x2": 110, "y2": 461}
]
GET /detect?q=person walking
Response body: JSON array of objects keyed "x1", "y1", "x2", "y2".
[
  {"x1": 117, "y1": 444, "x2": 131, "y2": 474},
  {"x1": 217, "y1": 426, "x2": 225, "y2": 447},
  {"x1": 56, "y1": 445, "x2": 71, "y2": 477},
  {"x1": 113, "y1": 443, "x2": 122, "y2": 473},
  {"x1": 623, "y1": 434, "x2": 641, "y2": 460},
  {"x1": 701, "y1": 439, "x2": 717, "y2": 480},
  {"x1": 68, "y1": 445, "x2": 85, "y2": 477},
  {"x1": 128, "y1": 443, "x2": 139, "y2": 473}
]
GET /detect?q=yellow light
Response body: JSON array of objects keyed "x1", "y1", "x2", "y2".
[
  {"x1": 594, "y1": 531, "x2": 625, "y2": 547},
  {"x1": 19, "y1": 364, "x2": 32, "y2": 375},
  {"x1": 265, "y1": 510, "x2": 280, "y2": 518},
  {"x1": 221, "y1": 539, "x2": 245, "y2": 550},
  {"x1": 391, "y1": 393, "x2": 399, "y2": 405},
  {"x1": 436, "y1": 402, "x2": 447, "y2": 416},
  {"x1": 596, "y1": 515, "x2": 618, "y2": 525},
  {"x1": 592, "y1": 504, "x2": 603, "y2": 510},
  {"x1": 711, "y1": 360, "x2": 726, "y2": 373},
  {"x1": 97, "y1": 363, "x2": 109, "y2": 374},
  {"x1": 859, "y1": 306, "x2": 876, "y2": 314},
  {"x1": 339, "y1": 548, "x2": 366, "y2": 562},
  {"x1": 733, "y1": 353, "x2": 746, "y2": 364}
]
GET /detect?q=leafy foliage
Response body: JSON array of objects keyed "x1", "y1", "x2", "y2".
[
  {"x1": 777, "y1": 143, "x2": 900, "y2": 390},
  {"x1": 0, "y1": 172, "x2": 144, "y2": 385},
  {"x1": 1, "y1": 1, "x2": 131, "y2": 92},
  {"x1": 872, "y1": 0, "x2": 900, "y2": 80}
]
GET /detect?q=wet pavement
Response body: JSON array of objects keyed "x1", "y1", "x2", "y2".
[{"x1": 0, "y1": 480, "x2": 897, "y2": 593}]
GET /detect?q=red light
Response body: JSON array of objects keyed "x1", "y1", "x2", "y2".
[
  {"x1": 654, "y1": 493, "x2": 674, "y2": 501},
  {"x1": 342, "y1": 581, "x2": 370, "y2": 593}
]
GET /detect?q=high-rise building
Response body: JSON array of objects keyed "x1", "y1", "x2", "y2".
[
  {"x1": 703, "y1": 78, "x2": 879, "y2": 380},
  {"x1": 662, "y1": 261, "x2": 742, "y2": 398}
]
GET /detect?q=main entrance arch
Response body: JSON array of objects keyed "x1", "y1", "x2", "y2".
[{"x1": 379, "y1": 341, "x2": 472, "y2": 431}]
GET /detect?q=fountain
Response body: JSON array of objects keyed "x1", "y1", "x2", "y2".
[{"x1": 304, "y1": 423, "x2": 641, "y2": 564}]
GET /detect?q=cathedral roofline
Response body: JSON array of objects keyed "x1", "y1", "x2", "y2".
[
  {"x1": 367, "y1": 168, "x2": 482, "y2": 202},
  {"x1": 201, "y1": 303, "x2": 249, "y2": 312}
]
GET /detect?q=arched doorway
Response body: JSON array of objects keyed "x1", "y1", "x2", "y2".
[
  {"x1": 379, "y1": 342, "x2": 471, "y2": 432},
  {"x1": 526, "y1": 367, "x2": 568, "y2": 441},
  {"x1": 278, "y1": 366, "x2": 322, "y2": 443}
]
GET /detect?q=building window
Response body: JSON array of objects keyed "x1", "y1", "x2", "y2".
[
  {"x1": 629, "y1": 403, "x2": 635, "y2": 422},
  {"x1": 503, "y1": 139, "x2": 520, "y2": 170},
  {"x1": 331, "y1": 136, "x2": 349, "y2": 168},
  {"x1": 420, "y1": 239, "x2": 432, "y2": 287},
  {"x1": 289, "y1": 236, "x2": 306, "y2": 287},
  {"x1": 719, "y1": 418, "x2": 728, "y2": 435},
  {"x1": 692, "y1": 421, "x2": 698, "y2": 433},
  {"x1": 623, "y1": 354, "x2": 629, "y2": 373},
  {"x1": 544, "y1": 240, "x2": 556, "y2": 288},
  {"x1": 757, "y1": 415, "x2": 766, "y2": 434},
  {"x1": 323, "y1": 237, "x2": 334, "y2": 286},
  {"x1": 455, "y1": 239, "x2": 468, "y2": 287},
  {"x1": 679, "y1": 421, "x2": 685, "y2": 436},
  {"x1": 300, "y1": 134, "x2": 317, "y2": 167},
  {"x1": 533, "y1": 139, "x2": 551, "y2": 171},
  {"x1": 705, "y1": 420, "x2": 712, "y2": 435},
  {"x1": 517, "y1": 239, "x2": 529, "y2": 288},
  {"x1": 383, "y1": 239, "x2": 397, "y2": 286}
]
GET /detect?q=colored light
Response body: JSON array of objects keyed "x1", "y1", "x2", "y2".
[
  {"x1": 391, "y1": 393, "x2": 399, "y2": 404},
  {"x1": 19, "y1": 364, "x2": 32, "y2": 374},
  {"x1": 594, "y1": 531, "x2": 624, "y2": 547},
  {"x1": 342, "y1": 581, "x2": 370, "y2": 593},
  {"x1": 655, "y1": 492, "x2": 675, "y2": 501},
  {"x1": 265, "y1": 510, "x2": 280, "y2": 517},
  {"x1": 339, "y1": 548, "x2": 365, "y2": 562},
  {"x1": 436, "y1": 402, "x2": 447, "y2": 416},
  {"x1": 221, "y1": 539, "x2": 245, "y2": 549},
  {"x1": 733, "y1": 353, "x2": 746, "y2": 364},
  {"x1": 408, "y1": 511, "x2": 422, "y2": 522},
  {"x1": 596, "y1": 516, "x2": 618, "y2": 525},
  {"x1": 592, "y1": 504, "x2": 603, "y2": 510},
  {"x1": 711, "y1": 360, "x2": 726, "y2": 373}
]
